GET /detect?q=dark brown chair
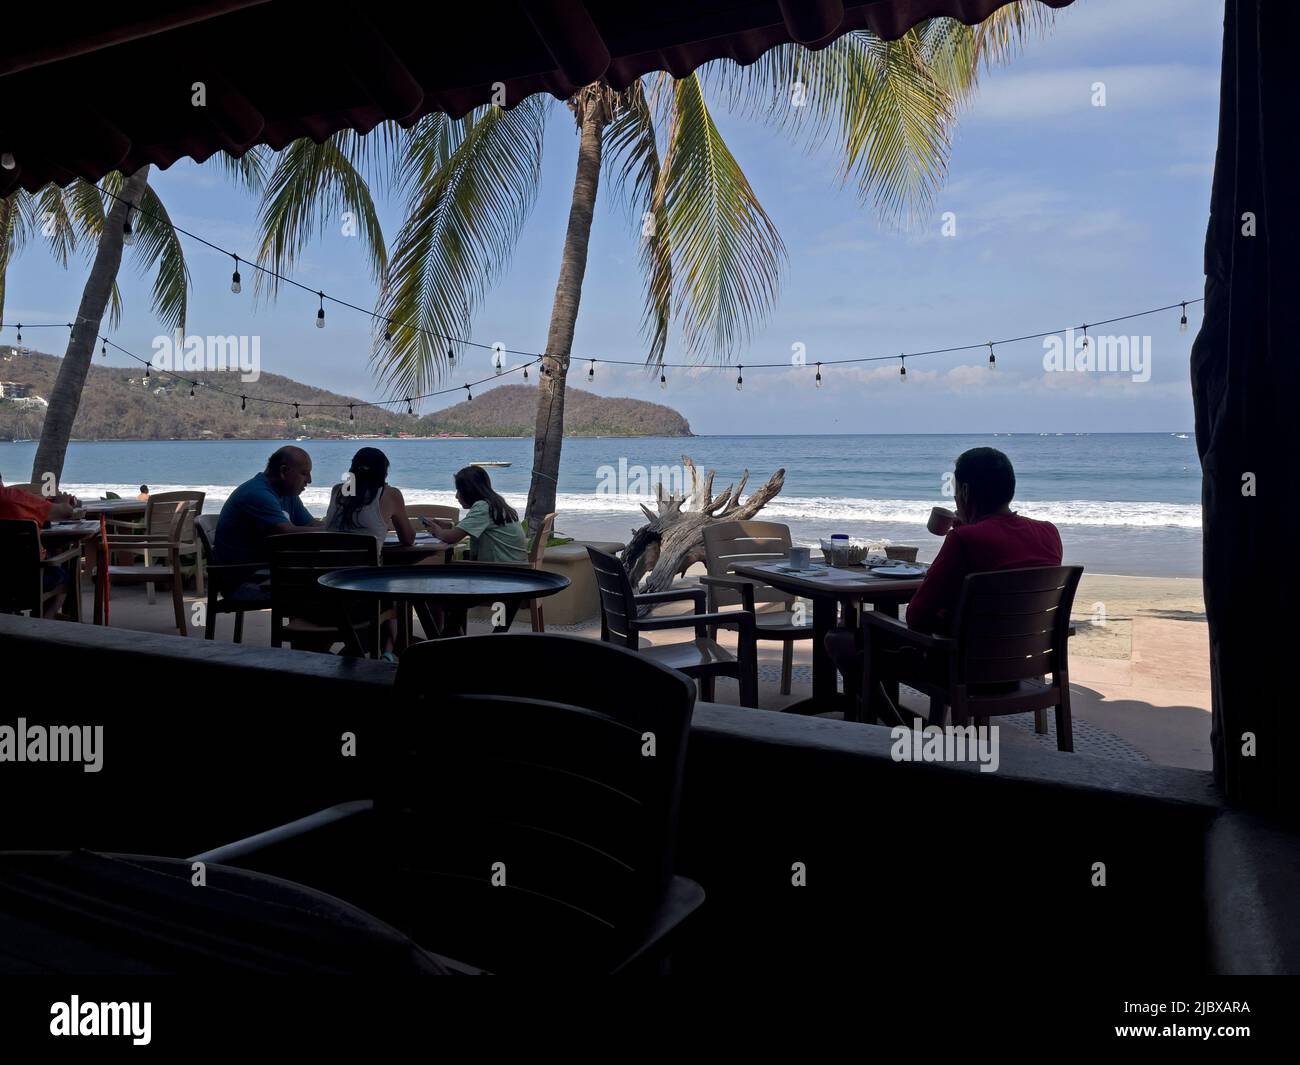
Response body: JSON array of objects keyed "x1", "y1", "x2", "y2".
[
  {"x1": 189, "y1": 633, "x2": 705, "y2": 974},
  {"x1": 860, "y1": 566, "x2": 1083, "y2": 751},
  {"x1": 701, "y1": 519, "x2": 815, "y2": 695},
  {"x1": 268, "y1": 532, "x2": 385, "y2": 655},
  {"x1": 0, "y1": 519, "x2": 80, "y2": 618},
  {"x1": 194, "y1": 514, "x2": 270, "y2": 643},
  {"x1": 588, "y1": 546, "x2": 757, "y2": 707}
]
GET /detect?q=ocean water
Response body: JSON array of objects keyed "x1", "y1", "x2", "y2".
[{"x1": 0, "y1": 433, "x2": 1203, "y2": 577}]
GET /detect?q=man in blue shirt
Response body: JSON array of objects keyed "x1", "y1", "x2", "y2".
[{"x1": 213, "y1": 447, "x2": 319, "y2": 595}]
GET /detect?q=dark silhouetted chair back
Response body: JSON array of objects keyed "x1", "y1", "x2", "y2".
[
  {"x1": 0, "y1": 519, "x2": 43, "y2": 615},
  {"x1": 588, "y1": 546, "x2": 639, "y2": 647},
  {"x1": 392, "y1": 632, "x2": 700, "y2": 973},
  {"x1": 952, "y1": 566, "x2": 1083, "y2": 685}
]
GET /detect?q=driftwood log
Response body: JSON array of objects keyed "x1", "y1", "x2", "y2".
[{"x1": 623, "y1": 454, "x2": 785, "y2": 596}]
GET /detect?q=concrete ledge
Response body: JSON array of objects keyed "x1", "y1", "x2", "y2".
[{"x1": 0, "y1": 614, "x2": 1227, "y2": 974}]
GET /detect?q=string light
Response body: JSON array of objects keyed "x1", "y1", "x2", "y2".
[
  {"x1": 189, "y1": 384, "x2": 196, "y2": 398},
  {"x1": 231, "y1": 255, "x2": 241, "y2": 294},
  {"x1": 293, "y1": 402, "x2": 300, "y2": 418},
  {"x1": 465, "y1": 384, "x2": 473, "y2": 402},
  {"x1": 660, "y1": 370, "x2": 667, "y2": 390},
  {"x1": 987, "y1": 342, "x2": 995, "y2": 369},
  {"x1": 736, "y1": 365, "x2": 743, "y2": 391},
  {"x1": 122, "y1": 204, "x2": 135, "y2": 246},
  {"x1": 241, "y1": 395, "x2": 247, "y2": 411},
  {"x1": 447, "y1": 346, "x2": 454, "y2": 363},
  {"x1": 316, "y1": 292, "x2": 325, "y2": 329},
  {"x1": 1179, "y1": 302, "x2": 1188, "y2": 334},
  {"x1": 14, "y1": 325, "x2": 20, "y2": 343},
  {"x1": 0, "y1": 152, "x2": 14, "y2": 170},
  {"x1": 349, "y1": 404, "x2": 354, "y2": 421},
  {"x1": 589, "y1": 359, "x2": 595, "y2": 382},
  {"x1": 899, "y1": 355, "x2": 907, "y2": 378},
  {"x1": 406, "y1": 397, "x2": 413, "y2": 415},
  {"x1": 384, "y1": 321, "x2": 392, "y2": 343},
  {"x1": 1081, "y1": 324, "x2": 1089, "y2": 351},
  {"x1": 523, "y1": 364, "x2": 529, "y2": 380},
  {"x1": 815, "y1": 363, "x2": 822, "y2": 388},
  {"x1": 101, "y1": 337, "x2": 107, "y2": 357}
]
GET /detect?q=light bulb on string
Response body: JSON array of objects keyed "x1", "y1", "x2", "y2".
[
  {"x1": 660, "y1": 370, "x2": 667, "y2": 390},
  {"x1": 987, "y1": 342, "x2": 995, "y2": 369},
  {"x1": 293, "y1": 403, "x2": 300, "y2": 419},
  {"x1": 406, "y1": 397, "x2": 413, "y2": 415},
  {"x1": 349, "y1": 405, "x2": 355, "y2": 421},
  {"x1": 0, "y1": 152, "x2": 15, "y2": 170},
  {"x1": 447, "y1": 346, "x2": 454, "y2": 364},
  {"x1": 15, "y1": 325, "x2": 20, "y2": 344},
  {"x1": 588, "y1": 359, "x2": 595, "y2": 382},
  {"x1": 899, "y1": 355, "x2": 907, "y2": 379},
  {"x1": 384, "y1": 321, "x2": 392, "y2": 343},
  {"x1": 189, "y1": 384, "x2": 195, "y2": 398},
  {"x1": 465, "y1": 384, "x2": 473, "y2": 402},
  {"x1": 1179, "y1": 302, "x2": 1188, "y2": 334},
  {"x1": 316, "y1": 293, "x2": 325, "y2": 329},
  {"x1": 101, "y1": 337, "x2": 107, "y2": 358},
  {"x1": 1081, "y1": 324, "x2": 1089, "y2": 351},
  {"x1": 241, "y1": 395, "x2": 247, "y2": 412},
  {"x1": 736, "y1": 365, "x2": 743, "y2": 391},
  {"x1": 815, "y1": 363, "x2": 822, "y2": 389},
  {"x1": 122, "y1": 206, "x2": 135, "y2": 246},
  {"x1": 231, "y1": 256, "x2": 241, "y2": 294}
]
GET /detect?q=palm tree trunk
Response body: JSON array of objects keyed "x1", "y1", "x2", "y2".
[
  {"x1": 526, "y1": 90, "x2": 608, "y2": 528},
  {"x1": 32, "y1": 166, "x2": 150, "y2": 486},
  {"x1": 0, "y1": 193, "x2": 16, "y2": 325}
]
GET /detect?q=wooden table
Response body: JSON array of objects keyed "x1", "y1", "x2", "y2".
[
  {"x1": 79, "y1": 499, "x2": 147, "y2": 520},
  {"x1": 380, "y1": 532, "x2": 456, "y2": 565},
  {"x1": 732, "y1": 559, "x2": 926, "y2": 717},
  {"x1": 39, "y1": 519, "x2": 105, "y2": 624}
]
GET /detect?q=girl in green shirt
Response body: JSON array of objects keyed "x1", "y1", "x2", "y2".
[{"x1": 421, "y1": 465, "x2": 527, "y2": 563}]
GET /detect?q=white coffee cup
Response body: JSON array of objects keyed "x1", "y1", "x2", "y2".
[{"x1": 789, "y1": 547, "x2": 811, "y2": 570}]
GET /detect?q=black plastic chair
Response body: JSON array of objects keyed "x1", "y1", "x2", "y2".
[
  {"x1": 193, "y1": 514, "x2": 271, "y2": 642},
  {"x1": 588, "y1": 546, "x2": 758, "y2": 707},
  {"x1": 0, "y1": 518, "x2": 79, "y2": 618},
  {"x1": 189, "y1": 633, "x2": 705, "y2": 974}
]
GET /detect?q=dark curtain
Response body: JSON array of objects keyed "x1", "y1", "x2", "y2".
[{"x1": 1193, "y1": 0, "x2": 1300, "y2": 814}]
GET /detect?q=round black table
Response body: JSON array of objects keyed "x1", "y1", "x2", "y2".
[{"x1": 319, "y1": 563, "x2": 570, "y2": 645}]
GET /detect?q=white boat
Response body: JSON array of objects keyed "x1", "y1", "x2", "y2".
[{"x1": 471, "y1": 461, "x2": 512, "y2": 468}]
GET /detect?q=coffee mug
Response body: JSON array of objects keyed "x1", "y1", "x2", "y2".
[
  {"x1": 927, "y1": 507, "x2": 956, "y2": 536},
  {"x1": 789, "y1": 547, "x2": 811, "y2": 570}
]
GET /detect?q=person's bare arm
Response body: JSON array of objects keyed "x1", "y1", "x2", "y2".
[
  {"x1": 387, "y1": 489, "x2": 416, "y2": 547},
  {"x1": 423, "y1": 518, "x2": 468, "y2": 544}
]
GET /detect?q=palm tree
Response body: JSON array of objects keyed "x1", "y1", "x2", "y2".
[
  {"x1": 28, "y1": 167, "x2": 194, "y2": 484},
  {"x1": 251, "y1": 6, "x2": 1053, "y2": 527}
]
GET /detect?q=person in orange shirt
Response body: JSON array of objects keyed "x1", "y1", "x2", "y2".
[{"x1": 0, "y1": 479, "x2": 81, "y2": 617}]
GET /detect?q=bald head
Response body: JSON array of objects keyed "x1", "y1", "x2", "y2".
[{"x1": 265, "y1": 446, "x2": 312, "y2": 497}]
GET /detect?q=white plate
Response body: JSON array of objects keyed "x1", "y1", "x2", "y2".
[{"x1": 869, "y1": 565, "x2": 926, "y2": 578}]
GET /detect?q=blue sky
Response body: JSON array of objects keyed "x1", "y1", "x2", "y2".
[{"x1": 5, "y1": 0, "x2": 1223, "y2": 435}]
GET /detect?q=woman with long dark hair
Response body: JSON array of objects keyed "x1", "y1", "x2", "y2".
[
  {"x1": 324, "y1": 447, "x2": 415, "y2": 661},
  {"x1": 324, "y1": 447, "x2": 415, "y2": 547},
  {"x1": 421, "y1": 465, "x2": 526, "y2": 563}
]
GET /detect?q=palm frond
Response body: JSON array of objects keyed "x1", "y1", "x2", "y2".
[
  {"x1": 656, "y1": 73, "x2": 785, "y2": 362},
  {"x1": 374, "y1": 97, "x2": 547, "y2": 400},
  {"x1": 604, "y1": 77, "x2": 673, "y2": 365},
  {"x1": 254, "y1": 135, "x2": 389, "y2": 298},
  {"x1": 33, "y1": 185, "x2": 78, "y2": 265},
  {"x1": 210, "y1": 145, "x2": 271, "y2": 193},
  {"x1": 132, "y1": 182, "x2": 190, "y2": 332}
]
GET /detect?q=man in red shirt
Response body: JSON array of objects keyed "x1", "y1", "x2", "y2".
[
  {"x1": 905, "y1": 447, "x2": 1062, "y2": 635},
  {"x1": 826, "y1": 447, "x2": 1062, "y2": 698},
  {"x1": 0, "y1": 479, "x2": 82, "y2": 617}
]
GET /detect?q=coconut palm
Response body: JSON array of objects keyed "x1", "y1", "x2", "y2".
[
  {"x1": 250, "y1": 6, "x2": 1053, "y2": 526},
  {"x1": 27, "y1": 167, "x2": 197, "y2": 483}
]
